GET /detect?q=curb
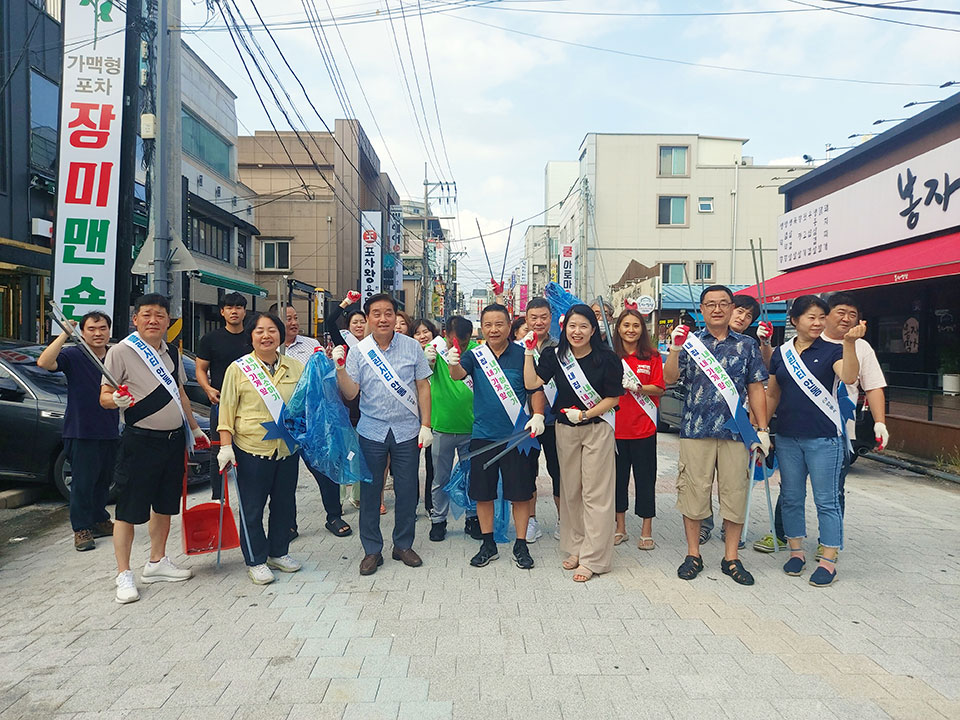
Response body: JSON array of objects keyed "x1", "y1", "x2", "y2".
[{"x1": 0, "y1": 487, "x2": 45, "y2": 509}]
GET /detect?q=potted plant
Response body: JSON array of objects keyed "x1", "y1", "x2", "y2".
[{"x1": 942, "y1": 345, "x2": 960, "y2": 396}]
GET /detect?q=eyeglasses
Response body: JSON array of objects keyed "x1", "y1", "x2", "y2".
[{"x1": 701, "y1": 301, "x2": 732, "y2": 310}]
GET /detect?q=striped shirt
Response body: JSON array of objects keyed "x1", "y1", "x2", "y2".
[
  {"x1": 345, "y1": 332, "x2": 432, "y2": 443},
  {"x1": 283, "y1": 334, "x2": 322, "y2": 366}
]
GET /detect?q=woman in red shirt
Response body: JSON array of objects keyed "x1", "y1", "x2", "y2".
[{"x1": 613, "y1": 309, "x2": 665, "y2": 550}]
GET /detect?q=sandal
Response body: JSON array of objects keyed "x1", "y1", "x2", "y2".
[
  {"x1": 380, "y1": 503, "x2": 387, "y2": 515},
  {"x1": 573, "y1": 566, "x2": 594, "y2": 582},
  {"x1": 720, "y1": 557, "x2": 755, "y2": 586},
  {"x1": 614, "y1": 532, "x2": 628, "y2": 546},
  {"x1": 562, "y1": 555, "x2": 579, "y2": 570},
  {"x1": 638, "y1": 536, "x2": 655, "y2": 551},
  {"x1": 325, "y1": 518, "x2": 352, "y2": 537},
  {"x1": 677, "y1": 554, "x2": 704, "y2": 580}
]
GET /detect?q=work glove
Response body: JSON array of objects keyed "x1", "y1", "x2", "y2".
[
  {"x1": 342, "y1": 290, "x2": 361, "y2": 306},
  {"x1": 874, "y1": 422, "x2": 889, "y2": 451},
  {"x1": 424, "y1": 345, "x2": 438, "y2": 368},
  {"x1": 192, "y1": 427, "x2": 211, "y2": 451},
  {"x1": 217, "y1": 444, "x2": 236, "y2": 472},
  {"x1": 622, "y1": 371, "x2": 639, "y2": 393},
  {"x1": 757, "y1": 321, "x2": 773, "y2": 344},
  {"x1": 522, "y1": 331, "x2": 538, "y2": 356},
  {"x1": 331, "y1": 345, "x2": 346, "y2": 368},
  {"x1": 670, "y1": 324, "x2": 690, "y2": 349},
  {"x1": 446, "y1": 344, "x2": 461, "y2": 366},
  {"x1": 418, "y1": 426, "x2": 434, "y2": 449},
  {"x1": 751, "y1": 430, "x2": 771, "y2": 458},
  {"x1": 624, "y1": 298, "x2": 638, "y2": 310},
  {"x1": 561, "y1": 407, "x2": 585, "y2": 424},
  {"x1": 112, "y1": 388, "x2": 134, "y2": 409},
  {"x1": 525, "y1": 413, "x2": 545, "y2": 438}
]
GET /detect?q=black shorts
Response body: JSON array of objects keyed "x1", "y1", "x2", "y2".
[
  {"x1": 114, "y1": 426, "x2": 186, "y2": 525},
  {"x1": 468, "y1": 438, "x2": 536, "y2": 503}
]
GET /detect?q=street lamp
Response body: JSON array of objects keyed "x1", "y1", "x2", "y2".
[
  {"x1": 848, "y1": 132, "x2": 872, "y2": 140},
  {"x1": 904, "y1": 100, "x2": 940, "y2": 108},
  {"x1": 872, "y1": 118, "x2": 909, "y2": 126}
]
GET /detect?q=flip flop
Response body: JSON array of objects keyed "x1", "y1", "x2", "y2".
[
  {"x1": 614, "y1": 532, "x2": 628, "y2": 546},
  {"x1": 573, "y1": 566, "x2": 594, "y2": 582},
  {"x1": 562, "y1": 555, "x2": 579, "y2": 570},
  {"x1": 638, "y1": 536, "x2": 655, "y2": 551}
]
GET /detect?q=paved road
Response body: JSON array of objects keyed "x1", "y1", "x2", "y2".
[{"x1": 1, "y1": 432, "x2": 958, "y2": 720}]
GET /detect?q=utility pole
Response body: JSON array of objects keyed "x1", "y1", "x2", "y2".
[{"x1": 421, "y1": 164, "x2": 456, "y2": 320}]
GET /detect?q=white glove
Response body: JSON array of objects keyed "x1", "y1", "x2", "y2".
[
  {"x1": 525, "y1": 413, "x2": 545, "y2": 438},
  {"x1": 670, "y1": 324, "x2": 690, "y2": 350},
  {"x1": 331, "y1": 345, "x2": 346, "y2": 368},
  {"x1": 561, "y1": 407, "x2": 585, "y2": 424},
  {"x1": 112, "y1": 389, "x2": 133, "y2": 409},
  {"x1": 446, "y1": 344, "x2": 460, "y2": 366},
  {"x1": 418, "y1": 425, "x2": 434, "y2": 449},
  {"x1": 621, "y1": 371, "x2": 639, "y2": 393},
  {"x1": 751, "y1": 430, "x2": 771, "y2": 458},
  {"x1": 192, "y1": 426, "x2": 211, "y2": 450},
  {"x1": 217, "y1": 444, "x2": 236, "y2": 472},
  {"x1": 874, "y1": 422, "x2": 889, "y2": 451},
  {"x1": 522, "y1": 331, "x2": 537, "y2": 356},
  {"x1": 424, "y1": 345, "x2": 437, "y2": 368},
  {"x1": 757, "y1": 321, "x2": 773, "y2": 343}
]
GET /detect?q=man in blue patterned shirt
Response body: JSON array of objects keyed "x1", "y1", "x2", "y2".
[{"x1": 664, "y1": 285, "x2": 769, "y2": 586}]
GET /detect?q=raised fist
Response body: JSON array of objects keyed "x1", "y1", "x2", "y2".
[
  {"x1": 331, "y1": 345, "x2": 346, "y2": 368},
  {"x1": 624, "y1": 298, "x2": 638, "y2": 310},
  {"x1": 424, "y1": 345, "x2": 438, "y2": 367},
  {"x1": 757, "y1": 321, "x2": 773, "y2": 343},
  {"x1": 522, "y1": 331, "x2": 538, "y2": 355},
  {"x1": 446, "y1": 343, "x2": 461, "y2": 366},
  {"x1": 670, "y1": 324, "x2": 690, "y2": 348},
  {"x1": 345, "y1": 290, "x2": 361, "y2": 303}
]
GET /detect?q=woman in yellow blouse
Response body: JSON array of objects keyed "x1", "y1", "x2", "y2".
[{"x1": 217, "y1": 313, "x2": 304, "y2": 585}]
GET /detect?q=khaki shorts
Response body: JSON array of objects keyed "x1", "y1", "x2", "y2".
[{"x1": 675, "y1": 437, "x2": 750, "y2": 524}]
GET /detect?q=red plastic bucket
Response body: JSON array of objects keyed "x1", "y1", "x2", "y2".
[{"x1": 181, "y1": 459, "x2": 240, "y2": 556}]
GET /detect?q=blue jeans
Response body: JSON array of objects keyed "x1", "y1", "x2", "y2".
[
  {"x1": 776, "y1": 435, "x2": 845, "y2": 550},
  {"x1": 65, "y1": 438, "x2": 116, "y2": 532},
  {"x1": 358, "y1": 430, "x2": 419, "y2": 555},
  {"x1": 429, "y1": 431, "x2": 475, "y2": 524}
]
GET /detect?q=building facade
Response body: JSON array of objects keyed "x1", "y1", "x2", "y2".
[{"x1": 553, "y1": 134, "x2": 808, "y2": 303}]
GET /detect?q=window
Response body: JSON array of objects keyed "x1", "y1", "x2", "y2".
[
  {"x1": 658, "y1": 145, "x2": 688, "y2": 177},
  {"x1": 698, "y1": 197, "x2": 714, "y2": 213},
  {"x1": 262, "y1": 239, "x2": 290, "y2": 270},
  {"x1": 29, "y1": 0, "x2": 61, "y2": 21},
  {"x1": 237, "y1": 233, "x2": 249, "y2": 269},
  {"x1": 181, "y1": 107, "x2": 231, "y2": 179},
  {"x1": 662, "y1": 263, "x2": 686, "y2": 284},
  {"x1": 189, "y1": 215, "x2": 231, "y2": 262},
  {"x1": 657, "y1": 196, "x2": 687, "y2": 226},
  {"x1": 30, "y1": 70, "x2": 59, "y2": 173},
  {"x1": 696, "y1": 262, "x2": 714, "y2": 281}
]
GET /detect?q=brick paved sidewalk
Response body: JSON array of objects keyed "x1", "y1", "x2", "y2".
[{"x1": 1, "y1": 433, "x2": 958, "y2": 720}]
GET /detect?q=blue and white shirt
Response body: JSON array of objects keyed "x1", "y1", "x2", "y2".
[
  {"x1": 678, "y1": 329, "x2": 768, "y2": 440},
  {"x1": 345, "y1": 332, "x2": 432, "y2": 443}
]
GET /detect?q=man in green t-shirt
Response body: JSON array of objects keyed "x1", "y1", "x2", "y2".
[{"x1": 425, "y1": 316, "x2": 481, "y2": 542}]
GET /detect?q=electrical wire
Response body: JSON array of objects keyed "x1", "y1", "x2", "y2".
[
  {"x1": 823, "y1": 0, "x2": 960, "y2": 15},
  {"x1": 786, "y1": 0, "x2": 960, "y2": 31},
  {"x1": 415, "y1": 0, "x2": 456, "y2": 181}
]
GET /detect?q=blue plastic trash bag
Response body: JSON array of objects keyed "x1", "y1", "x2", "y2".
[
  {"x1": 493, "y1": 473, "x2": 512, "y2": 543},
  {"x1": 544, "y1": 281, "x2": 584, "y2": 340},
  {"x1": 755, "y1": 453, "x2": 778, "y2": 482},
  {"x1": 284, "y1": 350, "x2": 373, "y2": 485},
  {"x1": 445, "y1": 459, "x2": 476, "y2": 519}
]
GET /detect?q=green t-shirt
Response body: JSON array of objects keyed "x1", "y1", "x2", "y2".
[{"x1": 430, "y1": 339, "x2": 477, "y2": 434}]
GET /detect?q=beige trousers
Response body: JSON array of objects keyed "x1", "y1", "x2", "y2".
[{"x1": 555, "y1": 421, "x2": 616, "y2": 574}]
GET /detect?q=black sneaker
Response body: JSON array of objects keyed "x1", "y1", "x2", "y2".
[
  {"x1": 464, "y1": 516, "x2": 483, "y2": 540},
  {"x1": 513, "y1": 542, "x2": 534, "y2": 570},
  {"x1": 429, "y1": 521, "x2": 447, "y2": 542},
  {"x1": 469, "y1": 543, "x2": 498, "y2": 567}
]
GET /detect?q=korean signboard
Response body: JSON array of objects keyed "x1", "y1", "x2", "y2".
[
  {"x1": 52, "y1": 0, "x2": 127, "y2": 321},
  {"x1": 360, "y1": 211, "x2": 382, "y2": 304},
  {"x1": 388, "y1": 205, "x2": 403, "y2": 292},
  {"x1": 518, "y1": 259, "x2": 528, "y2": 312},
  {"x1": 559, "y1": 243, "x2": 576, "y2": 293},
  {"x1": 778, "y1": 137, "x2": 960, "y2": 271}
]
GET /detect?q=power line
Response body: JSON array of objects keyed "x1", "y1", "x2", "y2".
[
  {"x1": 786, "y1": 0, "x2": 960, "y2": 31},
  {"x1": 823, "y1": 0, "x2": 960, "y2": 15},
  {"x1": 415, "y1": 0, "x2": 456, "y2": 181}
]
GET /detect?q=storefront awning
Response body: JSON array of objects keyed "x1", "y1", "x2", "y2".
[
  {"x1": 737, "y1": 231, "x2": 960, "y2": 302},
  {"x1": 661, "y1": 284, "x2": 788, "y2": 325},
  {"x1": 192, "y1": 270, "x2": 268, "y2": 299}
]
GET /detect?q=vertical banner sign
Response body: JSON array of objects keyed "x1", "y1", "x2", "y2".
[
  {"x1": 559, "y1": 244, "x2": 575, "y2": 293},
  {"x1": 360, "y1": 211, "x2": 382, "y2": 304},
  {"x1": 53, "y1": 1, "x2": 127, "y2": 321},
  {"x1": 519, "y1": 260, "x2": 528, "y2": 312},
  {"x1": 388, "y1": 205, "x2": 403, "y2": 292}
]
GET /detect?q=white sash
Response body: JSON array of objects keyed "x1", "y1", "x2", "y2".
[
  {"x1": 235, "y1": 354, "x2": 287, "y2": 429},
  {"x1": 779, "y1": 339, "x2": 844, "y2": 438},
  {"x1": 471, "y1": 344, "x2": 523, "y2": 426},
  {"x1": 558, "y1": 350, "x2": 616, "y2": 431},
  {"x1": 340, "y1": 329, "x2": 358, "y2": 349},
  {"x1": 121, "y1": 332, "x2": 190, "y2": 435},
  {"x1": 533, "y1": 348, "x2": 558, "y2": 406},
  {"x1": 431, "y1": 336, "x2": 473, "y2": 392},
  {"x1": 681, "y1": 333, "x2": 743, "y2": 423},
  {"x1": 621, "y1": 358, "x2": 658, "y2": 426},
  {"x1": 357, "y1": 335, "x2": 420, "y2": 418}
]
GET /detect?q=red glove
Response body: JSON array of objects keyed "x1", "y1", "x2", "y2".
[
  {"x1": 559, "y1": 313, "x2": 565, "y2": 327},
  {"x1": 670, "y1": 324, "x2": 690, "y2": 347},
  {"x1": 116, "y1": 384, "x2": 135, "y2": 407},
  {"x1": 624, "y1": 298, "x2": 638, "y2": 310},
  {"x1": 345, "y1": 290, "x2": 361, "y2": 303},
  {"x1": 491, "y1": 280, "x2": 504, "y2": 295},
  {"x1": 523, "y1": 331, "x2": 538, "y2": 351}
]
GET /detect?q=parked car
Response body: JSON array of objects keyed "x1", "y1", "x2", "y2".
[{"x1": 0, "y1": 341, "x2": 212, "y2": 501}]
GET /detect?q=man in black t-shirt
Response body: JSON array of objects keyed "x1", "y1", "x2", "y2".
[{"x1": 196, "y1": 293, "x2": 252, "y2": 495}]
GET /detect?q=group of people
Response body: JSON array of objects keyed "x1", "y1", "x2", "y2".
[{"x1": 41, "y1": 279, "x2": 887, "y2": 604}]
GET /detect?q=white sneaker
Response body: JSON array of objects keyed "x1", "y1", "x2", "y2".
[
  {"x1": 141, "y1": 556, "x2": 192, "y2": 584},
  {"x1": 554, "y1": 522, "x2": 561, "y2": 541},
  {"x1": 526, "y1": 517, "x2": 543, "y2": 543},
  {"x1": 248, "y1": 563, "x2": 275, "y2": 585},
  {"x1": 266, "y1": 554, "x2": 302, "y2": 573},
  {"x1": 115, "y1": 570, "x2": 140, "y2": 604}
]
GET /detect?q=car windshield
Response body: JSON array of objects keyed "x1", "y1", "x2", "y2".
[{"x1": 0, "y1": 346, "x2": 68, "y2": 396}]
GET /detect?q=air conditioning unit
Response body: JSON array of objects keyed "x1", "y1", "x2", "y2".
[{"x1": 32, "y1": 218, "x2": 53, "y2": 238}]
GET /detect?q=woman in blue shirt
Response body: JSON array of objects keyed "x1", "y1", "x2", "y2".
[{"x1": 765, "y1": 295, "x2": 864, "y2": 587}]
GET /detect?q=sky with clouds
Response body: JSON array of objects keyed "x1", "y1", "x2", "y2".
[{"x1": 178, "y1": 0, "x2": 960, "y2": 298}]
